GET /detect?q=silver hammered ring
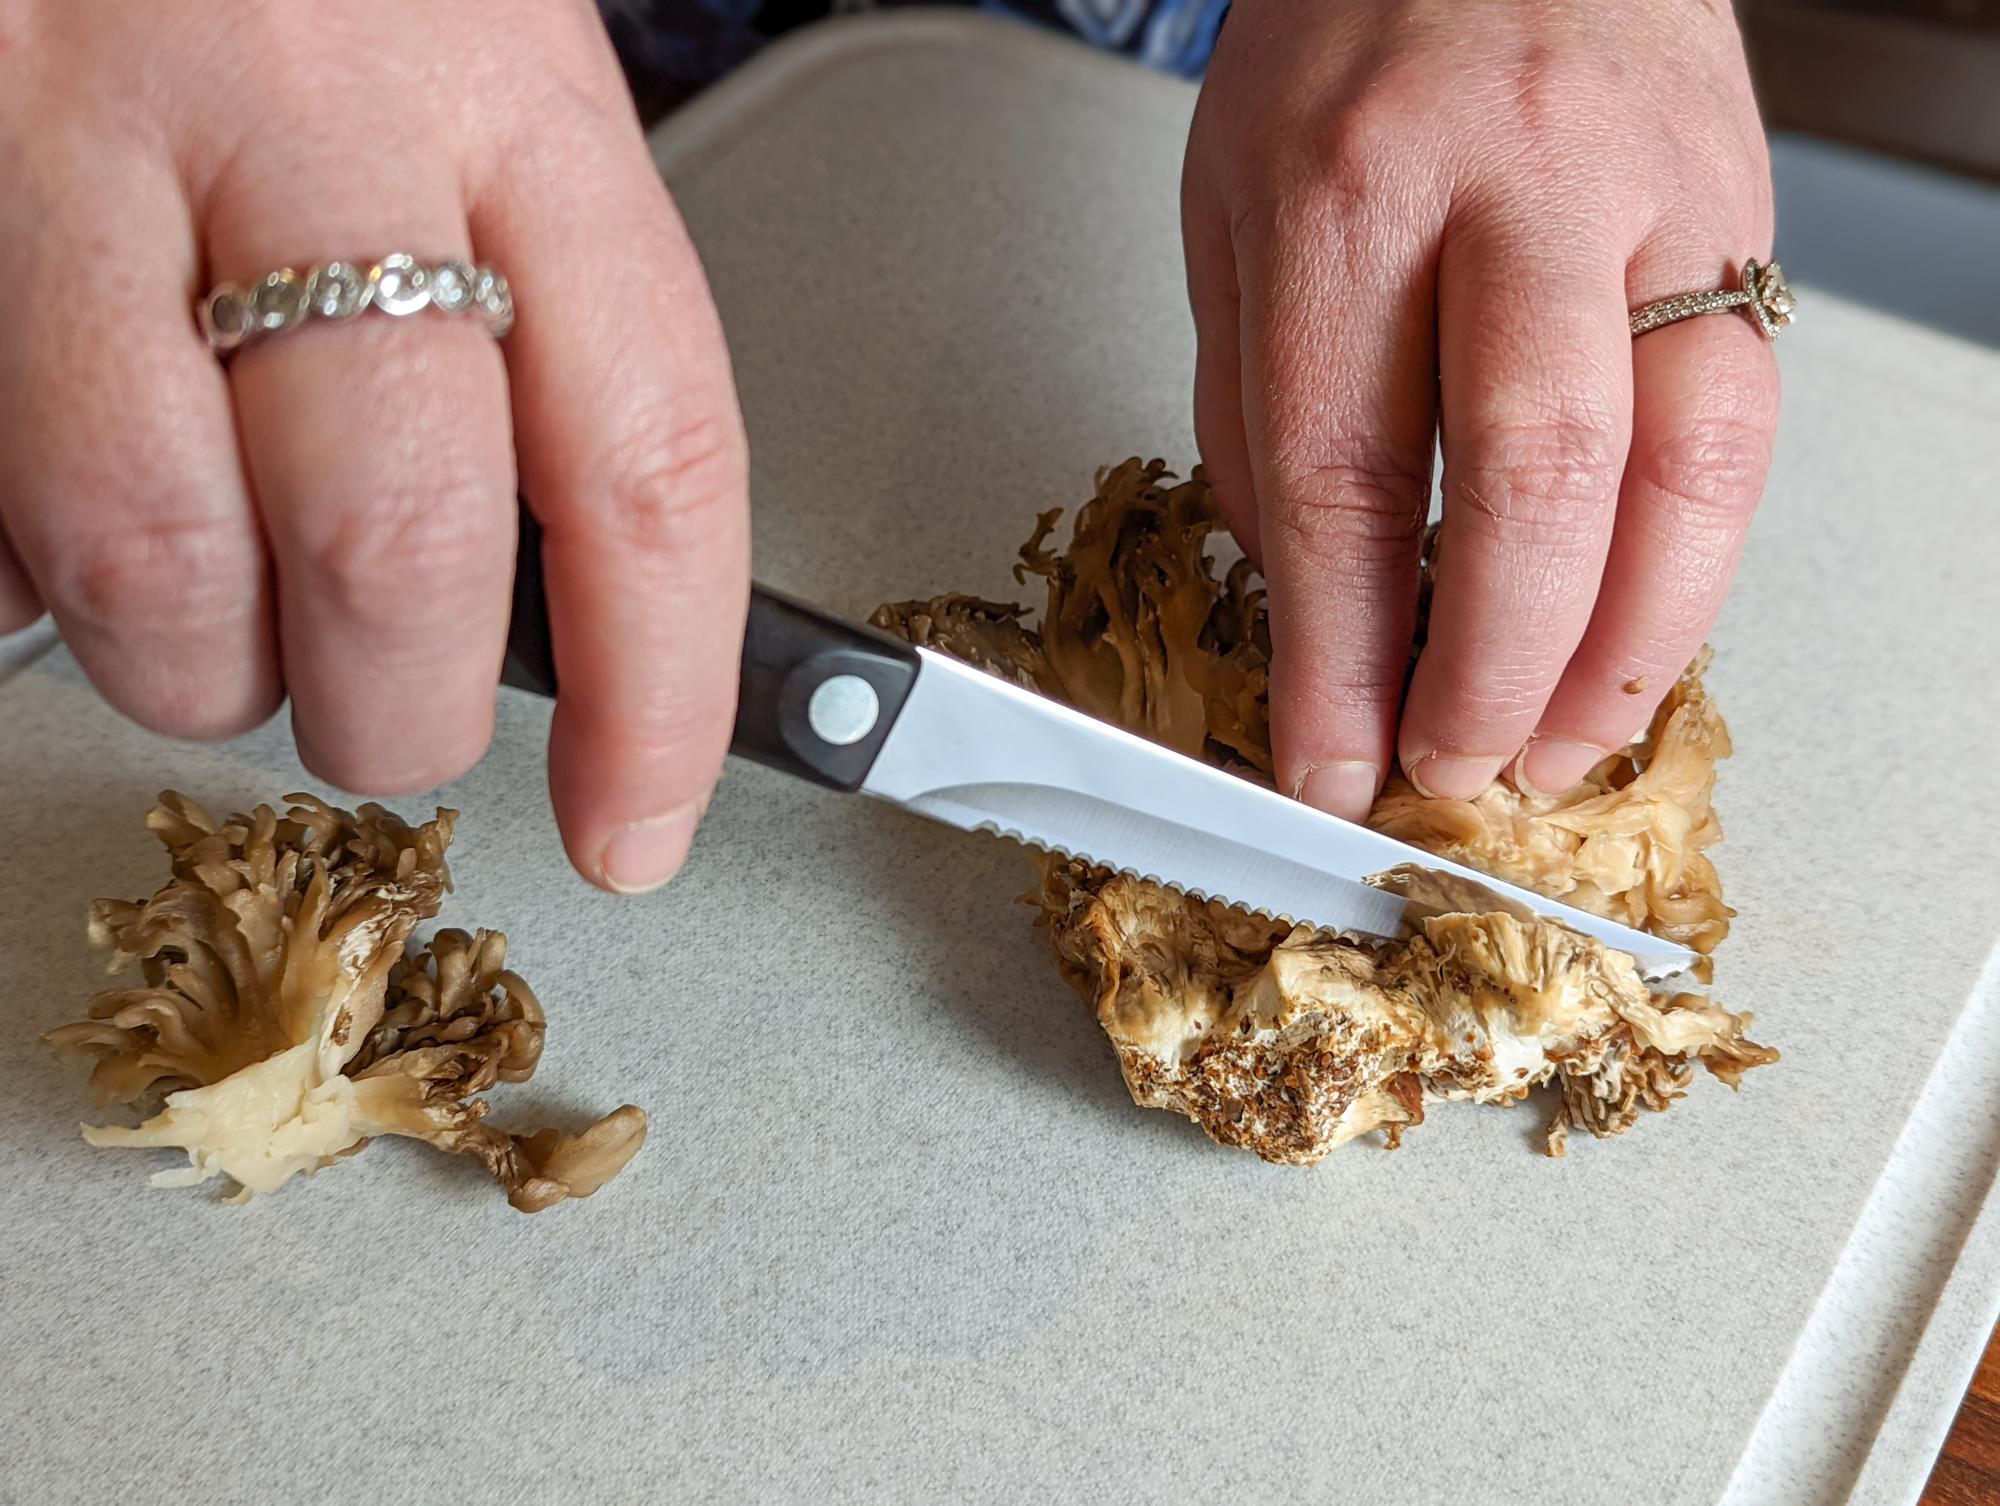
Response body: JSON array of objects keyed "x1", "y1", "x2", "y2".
[
  {"x1": 198, "y1": 254, "x2": 514, "y2": 355},
  {"x1": 1629, "y1": 257, "x2": 1796, "y2": 341}
]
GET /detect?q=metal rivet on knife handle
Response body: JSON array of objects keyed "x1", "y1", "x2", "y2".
[{"x1": 808, "y1": 675, "x2": 882, "y2": 746}]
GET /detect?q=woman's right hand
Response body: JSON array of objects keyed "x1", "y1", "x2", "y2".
[{"x1": 0, "y1": 0, "x2": 748, "y2": 893}]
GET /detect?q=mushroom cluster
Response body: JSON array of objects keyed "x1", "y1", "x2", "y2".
[
  {"x1": 45, "y1": 793, "x2": 644, "y2": 1208},
  {"x1": 875, "y1": 459, "x2": 1774, "y2": 1161}
]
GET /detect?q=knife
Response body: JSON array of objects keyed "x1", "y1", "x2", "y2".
[{"x1": 501, "y1": 512, "x2": 1696, "y2": 983}]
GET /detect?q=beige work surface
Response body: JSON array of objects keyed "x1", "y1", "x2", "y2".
[{"x1": 3, "y1": 16, "x2": 1998, "y2": 1505}]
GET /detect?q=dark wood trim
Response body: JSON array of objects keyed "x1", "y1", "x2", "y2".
[
  {"x1": 1740, "y1": 1, "x2": 2000, "y2": 179},
  {"x1": 1922, "y1": 1319, "x2": 2000, "y2": 1504}
]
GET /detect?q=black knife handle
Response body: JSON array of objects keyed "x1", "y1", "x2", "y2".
[
  {"x1": 731, "y1": 586, "x2": 923, "y2": 788},
  {"x1": 501, "y1": 505, "x2": 921, "y2": 791}
]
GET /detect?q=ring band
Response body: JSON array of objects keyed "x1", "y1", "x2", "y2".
[
  {"x1": 1630, "y1": 257, "x2": 1795, "y2": 340},
  {"x1": 198, "y1": 254, "x2": 514, "y2": 355},
  {"x1": 1630, "y1": 257, "x2": 1794, "y2": 339}
]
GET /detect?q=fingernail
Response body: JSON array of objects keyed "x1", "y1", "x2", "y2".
[
  {"x1": 1296, "y1": 761, "x2": 1381, "y2": 821},
  {"x1": 1514, "y1": 738, "x2": 1605, "y2": 799},
  {"x1": 597, "y1": 800, "x2": 705, "y2": 895},
  {"x1": 1405, "y1": 754, "x2": 1498, "y2": 801}
]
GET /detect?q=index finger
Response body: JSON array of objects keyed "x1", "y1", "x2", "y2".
[
  {"x1": 474, "y1": 104, "x2": 749, "y2": 894},
  {"x1": 1237, "y1": 208, "x2": 1440, "y2": 821}
]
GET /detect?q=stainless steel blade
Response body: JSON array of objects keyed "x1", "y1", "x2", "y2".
[{"x1": 862, "y1": 649, "x2": 1698, "y2": 982}]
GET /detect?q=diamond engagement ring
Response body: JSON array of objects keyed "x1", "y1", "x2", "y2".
[
  {"x1": 1629, "y1": 257, "x2": 1795, "y2": 340},
  {"x1": 198, "y1": 254, "x2": 514, "y2": 355}
]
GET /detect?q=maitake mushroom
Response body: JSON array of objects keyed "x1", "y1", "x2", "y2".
[
  {"x1": 874, "y1": 458, "x2": 1776, "y2": 1161},
  {"x1": 43, "y1": 792, "x2": 645, "y2": 1209}
]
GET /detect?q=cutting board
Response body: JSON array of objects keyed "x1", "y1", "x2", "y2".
[{"x1": 3, "y1": 16, "x2": 1998, "y2": 1504}]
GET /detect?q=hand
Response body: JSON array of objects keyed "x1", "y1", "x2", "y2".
[
  {"x1": 1182, "y1": 0, "x2": 1778, "y2": 818},
  {"x1": 0, "y1": 0, "x2": 748, "y2": 892}
]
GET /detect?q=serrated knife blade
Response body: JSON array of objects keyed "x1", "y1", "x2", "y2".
[
  {"x1": 498, "y1": 559, "x2": 1697, "y2": 984},
  {"x1": 862, "y1": 648, "x2": 1697, "y2": 983}
]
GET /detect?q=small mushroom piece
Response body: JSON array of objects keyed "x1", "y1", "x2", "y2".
[{"x1": 45, "y1": 793, "x2": 644, "y2": 1209}]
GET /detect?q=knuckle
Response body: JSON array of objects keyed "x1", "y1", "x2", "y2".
[
  {"x1": 1268, "y1": 440, "x2": 1431, "y2": 562},
  {"x1": 1486, "y1": 43, "x2": 1619, "y2": 142},
  {"x1": 593, "y1": 411, "x2": 748, "y2": 556},
  {"x1": 1290, "y1": 672, "x2": 1406, "y2": 721},
  {"x1": 40, "y1": 510, "x2": 280, "y2": 741},
  {"x1": 1453, "y1": 417, "x2": 1623, "y2": 550},
  {"x1": 50, "y1": 510, "x2": 254, "y2": 633},
  {"x1": 1291, "y1": 102, "x2": 1413, "y2": 225},
  {"x1": 299, "y1": 477, "x2": 506, "y2": 625},
  {"x1": 1638, "y1": 416, "x2": 1772, "y2": 523},
  {"x1": 1235, "y1": 101, "x2": 1408, "y2": 237},
  {"x1": 1268, "y1": 496, "x2": 1424, "y2": 583},
  {"x1": 1306, "y1": 110, "x2": 1398, "y2": 209},
  {"x1": 1451, "y1": 673, "x2": 1547, "y2": 720},
  {"x1": 597, "y1": 676, "x2": 738, "y2": 762},
  {"x1": 1419, "y1": 665, "x2": 1549, "y2": 731}
]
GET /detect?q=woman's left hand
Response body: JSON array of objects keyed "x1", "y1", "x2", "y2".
[{"x1": 1182, "y1": 0, "x2": 1780, "y2": 820}]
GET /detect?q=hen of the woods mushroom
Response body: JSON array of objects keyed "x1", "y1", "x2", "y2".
[
  {"x1": 873, "y1": 458, "x2": 1776, "y2": 1162},
  {"x1": 44, "y1": 794, "x2": 645, "y2": 1210}
]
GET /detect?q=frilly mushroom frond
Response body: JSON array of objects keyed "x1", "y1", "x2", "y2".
[
  {"x1": 46, "y1": 794, "x2": 643, "y2": 1209},
  {"x1": 877, "y1": 459, "x2": 1773, "y2": 1164},
  {"x1": 346, "y1": 927, "x2": 645, "y2": 1211},
  {"x1": 48, "y1": 792, "x2": 457, "y2": 1108},
  {"x1": 875, "y1": 458, "x2": 1272, "y2": 778}
]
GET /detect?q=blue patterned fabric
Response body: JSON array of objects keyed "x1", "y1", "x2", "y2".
[{"x1": 599, "y1": 0, "x2": 1228, "y2": 118}]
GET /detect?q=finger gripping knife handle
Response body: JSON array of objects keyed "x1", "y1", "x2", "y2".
[{"x1": 501, "y1": 506, "x2": 921, "y2": 791}]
